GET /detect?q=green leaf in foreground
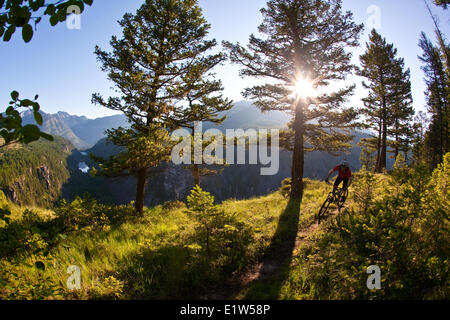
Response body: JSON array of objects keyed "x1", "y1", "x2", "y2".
[{"x1": 22, "y1": 24, "x2": 33, "y2": 43}]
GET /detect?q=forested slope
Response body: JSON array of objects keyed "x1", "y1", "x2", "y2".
[{"x1": 0, "y1": 137, "x2": 74, "y2": 207}]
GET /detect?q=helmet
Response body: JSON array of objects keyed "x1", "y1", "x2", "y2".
[{"x1": 341, "y1": 160, "x2": 349, "y2": 168}]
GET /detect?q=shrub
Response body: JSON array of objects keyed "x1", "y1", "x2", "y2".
[
  {"x1": 0, "y1": 259, "x2": 62, "y2": 300},
  {"x1": 352, "y1": 168, "x2": 377, "y2": 214},
  {"x1": 162, "y1": 200, "x2": 186, "y2": 211},
  {"x1": 54, "y1": 194, "x2": 136, "y2": 232},
  {"x1": 0, "y1": 209, "x2": 55, "y2": 257},
  {"x1": 186, "y1": 185, "x2": 253, "y2": 258},
  {"x1": 0, "y1": 190, "x2": 8, "y2": 208},
  {"x1": 280, "y1": 178, "x2": 292, "y2": 199}
]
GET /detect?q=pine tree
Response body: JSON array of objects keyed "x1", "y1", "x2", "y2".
[
  {"x1": 358, "y1": 29, "x2": 413, "y2": 172},
  {"x1": 419, "y1": 32, "x2": 449, "y2": 169},
  {"x1": 358, "y1": 137, "x2": 378, "y2": 171},
  {"x1": 91, "y1": 126, "x2": 174, "y2": 214},
  {"x1": 224, "y1": 0, "x2": 363, "y2": 199},
  {"x1": 358, "y1": 30, "x2": 392, "y2": 172},
  {"x1": 176, "y1": 73, "x2": 232, "y2": 187},
  {"x1": 388, "y1": 60, "x2": 414, "y2": 160},
  {"x1": 425, "y1": 2, "x2": 450, "y2": 81},
  {"x1": 92, "y1": 0, "x2": 229, "y2": 214},
  {"x1": 181, "y1": 133, "x2": 227, "y2": 187}
]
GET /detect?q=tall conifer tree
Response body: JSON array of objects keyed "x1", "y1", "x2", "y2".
[
  {"x1": 419, "y1": 32, "x2": 449, "y2": 168},
  {"x1": 388, "y1": 58, "x2": 414, "y2": 160},
  {"x1": 358, "y1": 29, "x2": 413, "y2": 172},
  {"x1": 92, "y1": 0, "x2": 230, "y2": 214},
  {"x1": 224, "y1": 0, "x2": 363, "y2": 199}
]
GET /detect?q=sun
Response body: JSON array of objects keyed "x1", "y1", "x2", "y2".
[{"x1": 291, "y1": 76, "x2": 316, "y2": 99}]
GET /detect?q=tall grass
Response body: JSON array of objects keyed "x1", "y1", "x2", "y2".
[{"x1": 1, "y1": 185, "x2": 307, "y2": 299}]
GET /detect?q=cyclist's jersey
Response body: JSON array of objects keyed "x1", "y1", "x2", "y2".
[{"x1": 333, "y1": 165, "x2": 352, "y2": 179}]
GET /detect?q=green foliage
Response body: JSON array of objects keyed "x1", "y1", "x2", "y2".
[
  {"x1": 282, "y1": 159, "x2": 449, "y2": 300},
  {"x1": 1, "y1": 189, "x2": 288, "y2": 299},
  {"x1": 161, "y1": 200, "x2": 186, "y2": 211},
  {"x1": 0, "y1": 136, "x2": 72, "y2": 207},
  {"x1": 0, "y1": 208, "x2": 54, "y2": 257},
  {"x1": 183, "y1": 132, "x2": 229, "y2": 187},
  {"x1": 0, "y1": 194, "x2": 134, "y2": 259},
  {"x1": 1, "y1": 166, "x2": 447, "y2": 300},
  {"x1": 91, "y1": 0, "x2": 230, "y2": 212},
  {"x1": 92, "y1": 0, "x2": 227, "y2": 130},
  {"x1": 0, "y1": 0, "x2": 94, "y2": 42},
  {"x1": 0, "y1": 190, "x2": 8, "y2": 209},
  {"x1": 358, "y1": 137, "x2": 378, "y2": 171},
  {"x1": 358, "y1": 29, "x2": 414, "y2": 172},
  {"x1": 53, "y1": 194, "x2": 136, "y2": 233},
  {"x1": 0, "y1": 259, "x2": 63, "y2": 299},
  {"x1": 351, "y1": 168, "x2": 377, "y2": 215},
  {"x1": 186, "y1": 185, "x2": 253, "y2": 259},
  {"x1": 0, "y1": 91, "x2": 53, "y2": 149},
  {"x1": 90, "y1": 126, "x2": 175, "y2": 214},
  {"x1": 91, "y1": 127, "x2": 174, "y2": 178},
  {"x1": 280, "y1": 177, "x2": 291, "y2": 199},
  {"x1": 0, "y1": 194, "x2": 136, "y2": 299},
  {"x1": 411, "y1": 111, "x2": 430, "y2": 167},
  {"x1": 418, "y1": 32, "x2": 449, "y2": 169}
]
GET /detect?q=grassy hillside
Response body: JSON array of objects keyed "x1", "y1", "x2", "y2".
[
  {"x1": 1, "y1": 155, "x2": 448, "y2": 300},
  {"x1": 240, "y1": 159, "x2": 449, "y2": 300},
  {"x1": 0, "y1": 179, "x2": 325, "y2": 299}
]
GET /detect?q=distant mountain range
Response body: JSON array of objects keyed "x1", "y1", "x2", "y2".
[
  {"x1": 21, "y1": 110, "x2": 129, "y2": 150},
  {"x1": 206, "y1": 101, "x2": 291, "y2": 130},
  {"x1": 20, "y1": 102, "x2": 291, "y2": 150},
  {"x1": 4, "y1": 102, "x2": 394, "y2": 207}
]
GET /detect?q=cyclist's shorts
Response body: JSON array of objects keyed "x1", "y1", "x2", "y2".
[{"x1": 334, "y1": 177, "x2": 349, "y2": 189}]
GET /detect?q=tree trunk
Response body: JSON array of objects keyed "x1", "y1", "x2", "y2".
[
  {"x1": 395, "y1": 132, "x2": 399, "y2": 161},
  {"x1": 193, "y1": 164, "x2": 200, "y2": 187},
  {"x1": 381, "y1": 121, "x2": 387, "y2": 171},
  {"x1": 290, "y1": 100, "x2": 305, "y2": 199},
  {"x1": 375, "y1": 118, "x2": 382, "y2": 173},
  {"x1": 135, "y1": 168, "x2": 148, "y2": 215},
  {"x1": 380, "y1": 98, "x2": 388, "y2": 171},
  {"x1": 439, "y1": 105, "x2": 444, "y2": 164}
]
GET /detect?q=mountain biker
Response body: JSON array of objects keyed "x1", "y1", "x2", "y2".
[{"x1": 325, "y1": 160, "x2": 352, "y2": 193}]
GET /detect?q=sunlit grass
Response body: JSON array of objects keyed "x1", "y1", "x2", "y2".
[{"x1": 1, "y1": 174, "x2": 412, "y2": 300}]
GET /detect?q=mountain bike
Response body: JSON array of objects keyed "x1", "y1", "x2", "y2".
[{"x1": 318, "y1": 181, "x2": 349, "y2": 224}]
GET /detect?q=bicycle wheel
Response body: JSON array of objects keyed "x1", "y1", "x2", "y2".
[
  {"x1": 337, "y1": 189, "x2": 349, "y2": 208},
  {"x1": 318, "y1": 193, "x2": 333, "y2": 224}
]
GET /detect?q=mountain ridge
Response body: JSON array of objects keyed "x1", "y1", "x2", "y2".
[
  {"x1": 20, "y1": 110, "x2": 128, "y2": 150},
  {"x1": 20, "y1": 102, "x2": 291, "y2": 150}
]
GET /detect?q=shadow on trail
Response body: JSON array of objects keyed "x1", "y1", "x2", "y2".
[{"x1": 243, "y1": 198, "x2": 301, "y2": 300}]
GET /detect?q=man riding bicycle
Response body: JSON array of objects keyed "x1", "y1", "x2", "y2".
[{"x1": 325, "y1": 160, "x2": 352, "y2": 193}]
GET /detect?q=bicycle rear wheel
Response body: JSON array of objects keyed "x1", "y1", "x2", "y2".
[{"x1": 337, "y1": 189, "x2": 349, "y2": 208}]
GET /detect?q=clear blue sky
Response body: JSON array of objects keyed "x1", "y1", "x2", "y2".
[{"x1": 1, "y1": 0, "x2": 449, "y2": 119}]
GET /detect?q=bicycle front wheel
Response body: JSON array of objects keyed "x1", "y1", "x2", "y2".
[{"x1": 318, "y1": 194, "x2": 333, "y2": 224}]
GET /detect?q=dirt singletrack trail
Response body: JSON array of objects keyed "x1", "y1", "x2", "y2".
[{"x1": 201, "y1": 208, "x2": 339, "y2": 300}]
